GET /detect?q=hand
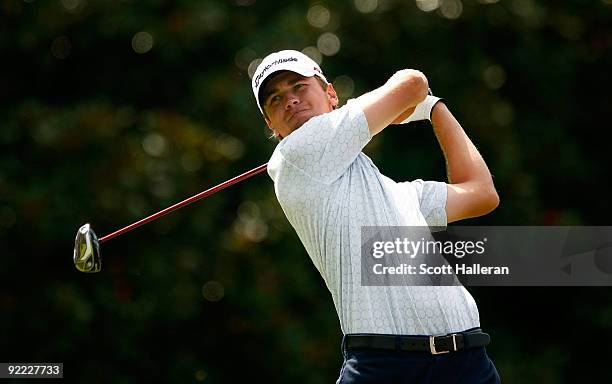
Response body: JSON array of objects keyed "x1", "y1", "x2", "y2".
[{"x1": 386, "y1": 69, "x2": 428, "y2": 91}]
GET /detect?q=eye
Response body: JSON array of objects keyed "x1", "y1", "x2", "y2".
[
  {"x1": 294, "y1": 83, "x2": 306, "y2": 90},
  {"x1": 268, "y1": 95, "x2": 281, "y2": 106}
]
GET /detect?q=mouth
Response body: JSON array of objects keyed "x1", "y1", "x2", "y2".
[{"x1": 289, "y1": 108, "x2": 310, "y2": 122}]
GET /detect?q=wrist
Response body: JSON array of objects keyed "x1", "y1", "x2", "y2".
[{"x1": 400, "y1": 95, "x2": 443, "y2": 124}]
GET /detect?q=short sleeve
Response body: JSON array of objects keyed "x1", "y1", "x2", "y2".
[
  {"x1": 278, "y1": 99, "x2": 372, "y2": 184},
  {"x1": 411, "y1": 179, "x2": 448, "y2": 228}
]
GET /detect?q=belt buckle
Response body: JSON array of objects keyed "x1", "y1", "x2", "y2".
[{"x1": 429, "y1": 333, "x2": 458, "y2": 355}]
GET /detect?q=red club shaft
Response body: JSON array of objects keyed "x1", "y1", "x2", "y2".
[{"x1": 99, "y1": 163, "x2": 268, "y2": 243}]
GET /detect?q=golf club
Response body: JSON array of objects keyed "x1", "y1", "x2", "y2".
[{"x1": 73, "y1": 163, "x2": 268, "y2": 273}]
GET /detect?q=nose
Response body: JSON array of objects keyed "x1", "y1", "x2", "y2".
[{"x1": 284, "y1": 93, "x2": 299, "y2": 110}]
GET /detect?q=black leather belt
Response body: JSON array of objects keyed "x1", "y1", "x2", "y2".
[{"x1": 344, "y1": 328, "x2": 490, "y2": 355}]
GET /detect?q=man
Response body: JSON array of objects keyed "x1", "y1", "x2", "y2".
[{"x1": 251, "y1": 50, "x2": 501, "y2": 383}]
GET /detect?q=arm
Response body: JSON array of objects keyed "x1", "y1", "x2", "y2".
[
  {"x1": 391, "y1": 93, "x2": 440, "y2": 125},
  {"x1": 355, "y1": 69, "x2": 429, "y2": 136},
  {"x1": 430, "y1": 102, "x2": 500, "y2": 223},
  {"x1": 391, "y1": 106, "x2": 416, "y2": 125}
]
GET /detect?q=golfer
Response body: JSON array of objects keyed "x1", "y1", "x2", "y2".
[{"x1": 252, "y1": 50, "x2": 501, "y2": 383}]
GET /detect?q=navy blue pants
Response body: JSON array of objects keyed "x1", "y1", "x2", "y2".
[{"x1": 336, "y1": 336, "x2": 501, "y2": 384}]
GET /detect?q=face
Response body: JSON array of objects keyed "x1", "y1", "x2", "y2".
[{"x1": 261, "y1": 71, "x2": 338, "y2": 139}]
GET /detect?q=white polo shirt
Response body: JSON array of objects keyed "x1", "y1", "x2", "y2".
[{"x1": 267, "y1": 99, "x2": 480, "y2": 335}]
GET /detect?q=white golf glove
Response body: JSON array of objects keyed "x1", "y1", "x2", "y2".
[{"x1": 400, "y1": 91, "x2": 442, "y2": 124}]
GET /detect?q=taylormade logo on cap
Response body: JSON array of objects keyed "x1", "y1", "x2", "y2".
[
  {"x1": 252, "y1": 49, "x2": 328, "y2": 114},
  {"x1": 254, "y1": 57, "x2": 299, "y2": 88}
]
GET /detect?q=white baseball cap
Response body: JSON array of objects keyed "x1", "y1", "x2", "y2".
[{"x1": 252, "y1": 49, "x2": 328, "y2": 114}]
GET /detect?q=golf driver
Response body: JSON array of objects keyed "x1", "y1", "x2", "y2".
[{"x1": 73, "y1": 163, "x2": 268, "y2": 273}]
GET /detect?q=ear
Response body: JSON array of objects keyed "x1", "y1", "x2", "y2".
[{"x1": 326, "y1": 83, "x2": 339, "y2": 109}]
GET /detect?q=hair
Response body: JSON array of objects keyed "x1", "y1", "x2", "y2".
[{"x1": 314, "y1": 76, "x2": 329, "y2": 91}]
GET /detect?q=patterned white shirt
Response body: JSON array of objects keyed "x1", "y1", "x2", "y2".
[{"x1": 267, "y1": 99, "x2": 480, "y2": 335}]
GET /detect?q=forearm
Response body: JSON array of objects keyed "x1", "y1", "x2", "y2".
[
  {"x1": 357, "y1": 70, "x2": 428, "y2": 135},
  {"x1": 431, "y1": 102, "x2": 494, "y2": 186},
  {"x1": 391, "y1": 106, "x2": 416, "y2": 125}
]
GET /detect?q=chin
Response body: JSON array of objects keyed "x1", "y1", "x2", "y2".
[{"x1": 294, "y1": 115, "x2": 314, "y2": 129}]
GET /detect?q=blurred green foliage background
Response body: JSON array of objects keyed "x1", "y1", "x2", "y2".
[{"x1": 1, "y1": 0, "x2": 611, "y2": 382}]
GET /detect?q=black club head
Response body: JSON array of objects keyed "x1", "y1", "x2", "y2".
[{"x1": 73, "y1": 223, "x2": 102, "y2": 273}]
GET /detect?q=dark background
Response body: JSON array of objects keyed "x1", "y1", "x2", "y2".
[{"x1": 1, "y1": 0, "x2": 611, "y2": 382}]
